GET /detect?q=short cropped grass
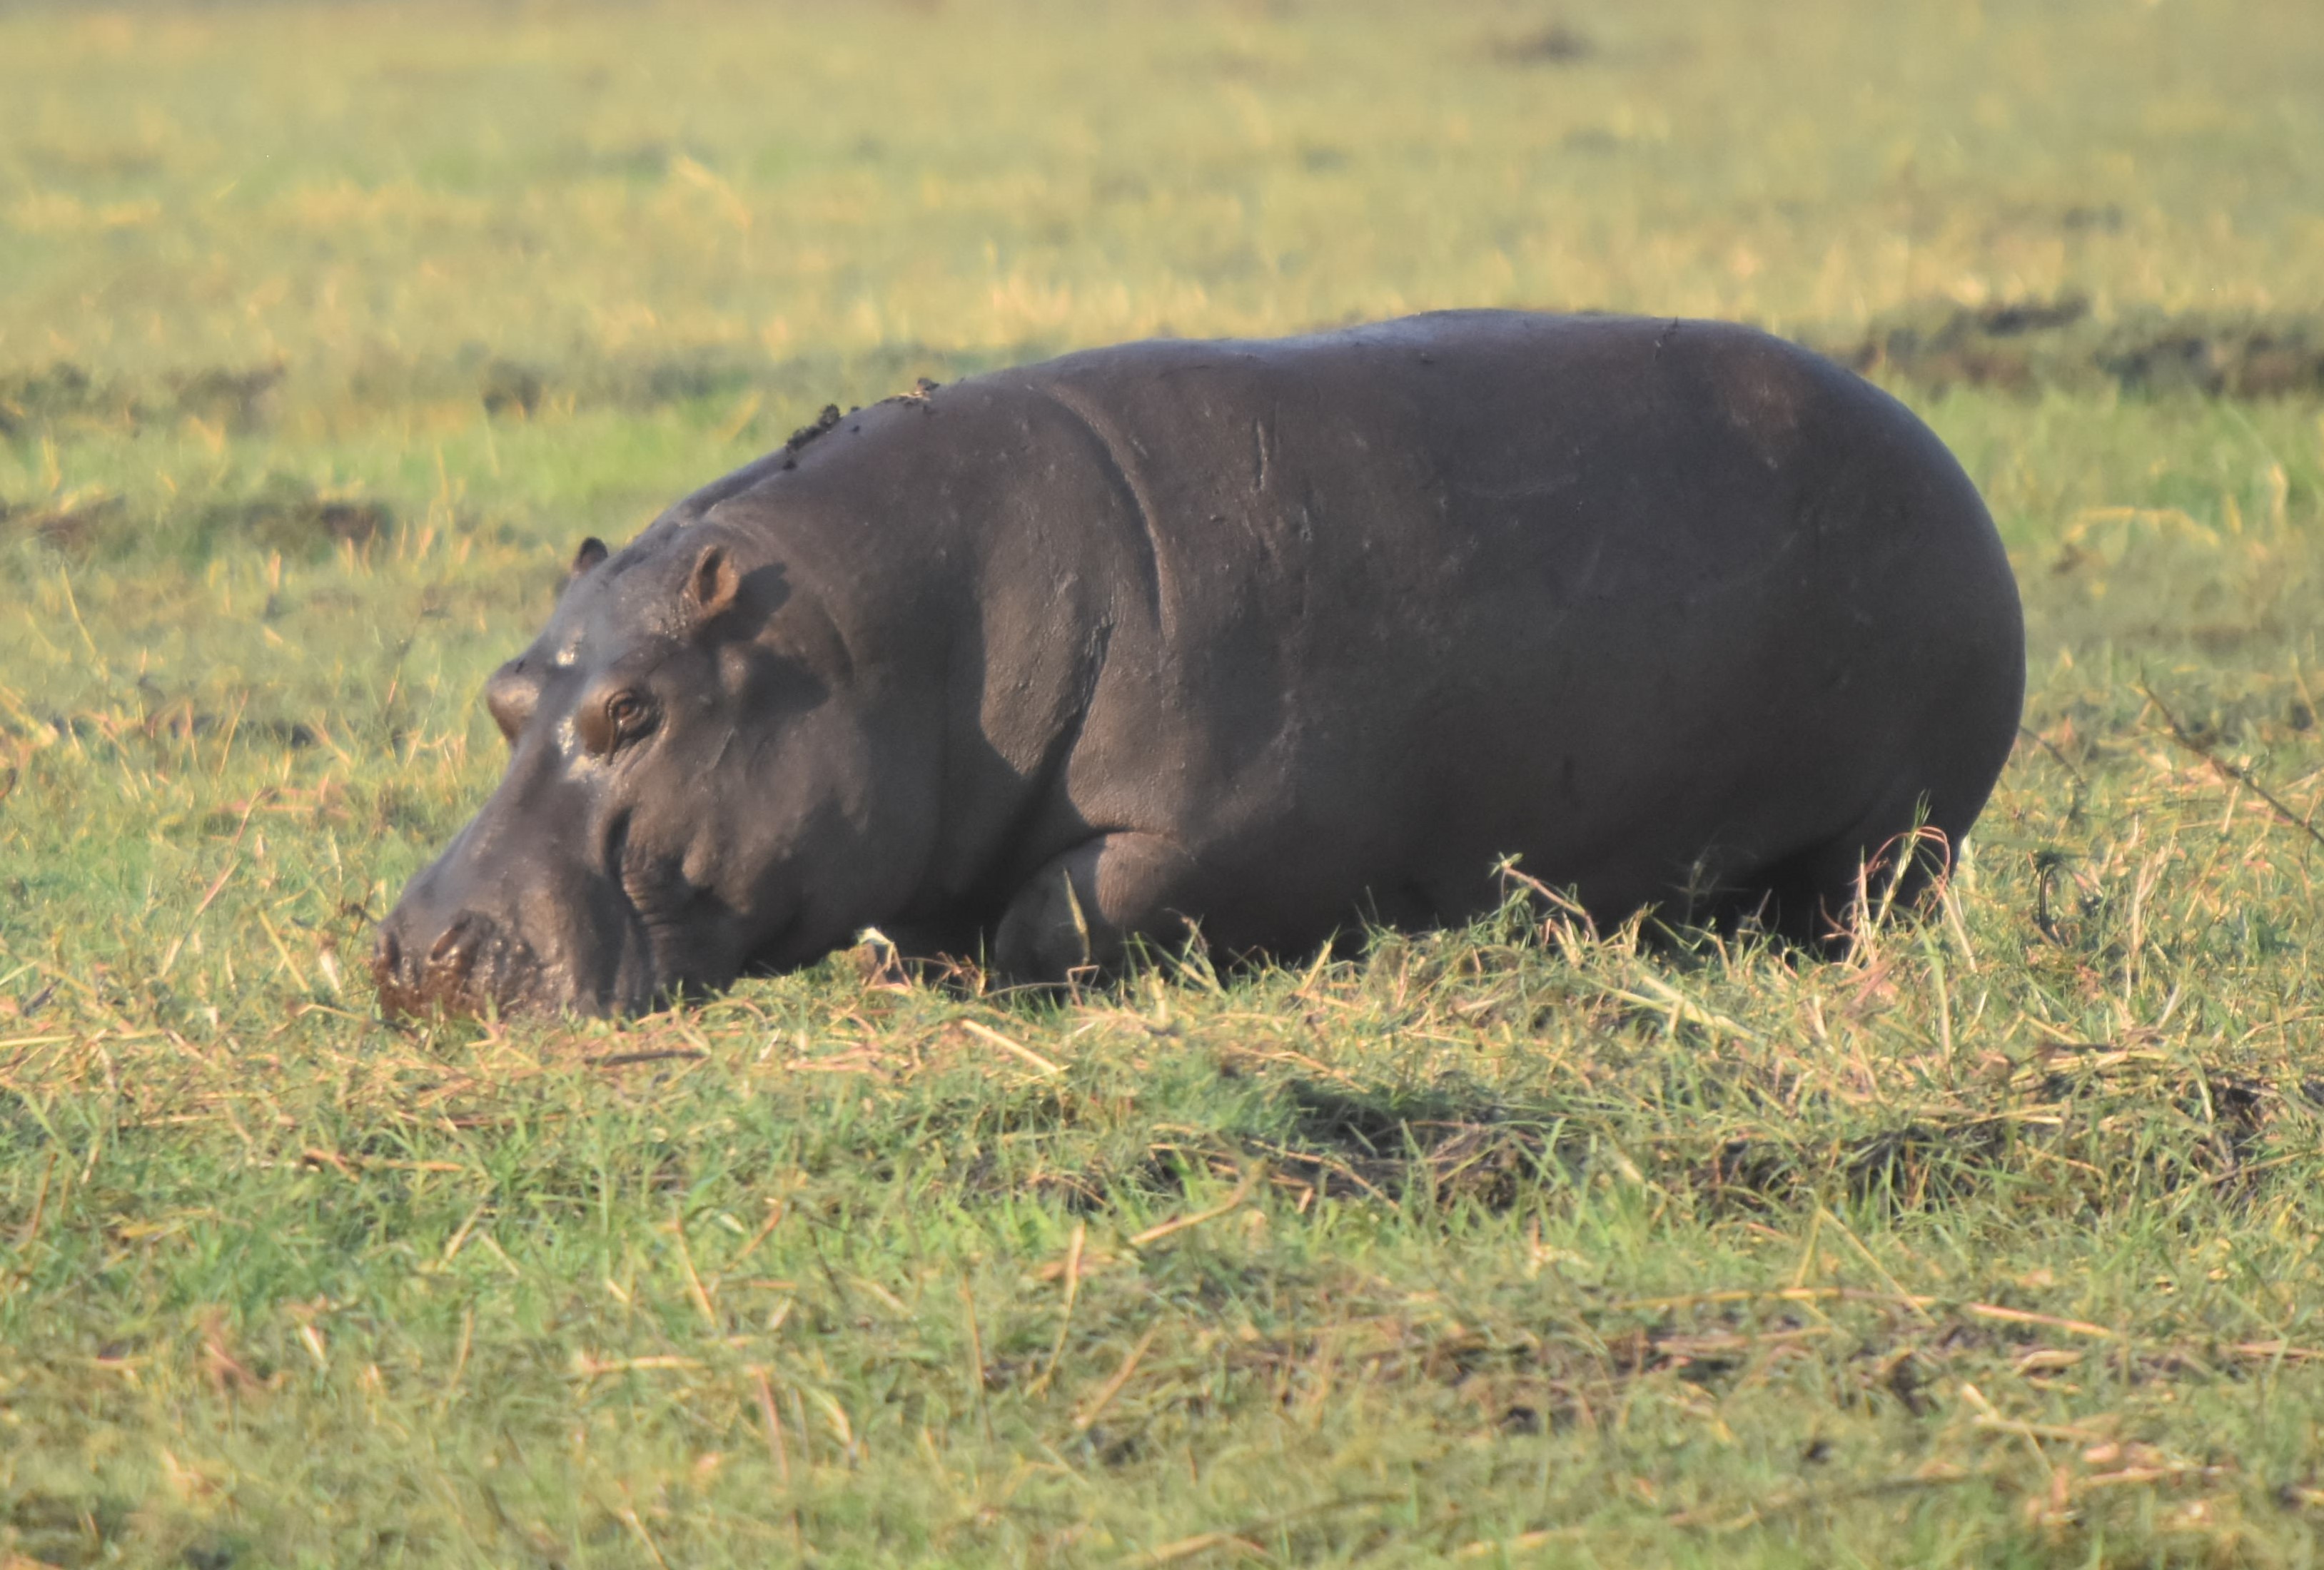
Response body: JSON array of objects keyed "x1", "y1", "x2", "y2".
[{"x1": 4, "y1": 0, "x2": 2324, "y2": 1564}]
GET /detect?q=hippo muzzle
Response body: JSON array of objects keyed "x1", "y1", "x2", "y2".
[{"x1": 371, "y1": 802, "x2": 664, "y2": 1018}]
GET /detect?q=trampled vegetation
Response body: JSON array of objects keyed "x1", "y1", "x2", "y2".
[{"x1": 2, "y1": 1, "x2": 2322, "y2": 1564}]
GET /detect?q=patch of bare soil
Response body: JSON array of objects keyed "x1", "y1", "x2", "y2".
[
  {"x1": 1490, "y1": 22, "x2": 1597, "y2": 64},
  {"x1": 0, "y1": 492, "x2": 124, "y2": 555},
  {"x1": 198, "y1": 478, "x2": 391, "y2": 557},
  {"x1": 0, "y1": 360, "x2": 286, "y2": 436},
  {"x1": 1812, "y1": 298, "x2": 2324, "y2": 398}
]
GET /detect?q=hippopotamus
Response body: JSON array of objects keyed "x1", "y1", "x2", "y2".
[{"x1": 372, "y1": 310, "x2": 2024, "y2": 1016}]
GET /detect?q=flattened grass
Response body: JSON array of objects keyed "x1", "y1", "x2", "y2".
[{"x1": 4, "y1": 0, "x2": 2324, "y2": 1564}]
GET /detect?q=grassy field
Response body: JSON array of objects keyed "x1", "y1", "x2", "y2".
[{"x1": 4, "y1": 0, "x2": 2324, "y2": 1564}]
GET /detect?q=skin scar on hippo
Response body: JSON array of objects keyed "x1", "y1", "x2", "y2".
[{"x1": 374, "y1": 309, "x2": 2024, "y2": 1017}]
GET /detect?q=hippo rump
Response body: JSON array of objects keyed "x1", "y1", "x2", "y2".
[{"x1": 373, "y1": 310, "x2": 2024, "y2": 1016}]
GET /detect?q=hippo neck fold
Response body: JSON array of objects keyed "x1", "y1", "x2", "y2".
[{"x1": 664, "y1": 384, "x2": 1158, "y2": 955}]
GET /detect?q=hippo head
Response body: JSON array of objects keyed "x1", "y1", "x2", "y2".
[{"x1": 373, "y1": 526, "x2": 920, "y2": 1016}]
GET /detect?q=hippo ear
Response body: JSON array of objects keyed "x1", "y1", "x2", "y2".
[
  {"x1": 682, "y1": 542, "x2": 742, "y2": 630},
  {"x1": 570, "y1": 537, "x2": 608, "y2": 578}
]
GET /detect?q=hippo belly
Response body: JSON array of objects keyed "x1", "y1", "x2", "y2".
[{"x1": 373, "y1": 310, "x2": 2024, "y2": 1014}]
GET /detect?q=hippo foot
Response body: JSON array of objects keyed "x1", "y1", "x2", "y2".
[{"x1": 991, "y1": 831, "x2": 1201, "y2": 982}]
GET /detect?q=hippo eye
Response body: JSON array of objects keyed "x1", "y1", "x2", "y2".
[{"x1": 602, "y1": 690, "x2": 655, "y2": 749}]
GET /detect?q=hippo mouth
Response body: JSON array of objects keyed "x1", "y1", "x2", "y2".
[
  {"x1": 370, "y1": 857, "x2": 809, "y2": 1018},
  {"x1": 370, "y1": 891, "x2": 668, "y2": 1019}
]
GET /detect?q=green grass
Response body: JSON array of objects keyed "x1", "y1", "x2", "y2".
[{"x1": 4, "y1": 0, "x2": 2324, "y2": 1564}]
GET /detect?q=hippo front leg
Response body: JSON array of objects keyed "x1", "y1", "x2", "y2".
[{"x1": 990, "y1": 832, "x2": 1202, "y2": 981}]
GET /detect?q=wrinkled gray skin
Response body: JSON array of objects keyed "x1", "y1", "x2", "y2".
[{"x1": 373, "y1": 310, "x2": 2025, "y2": 1016}]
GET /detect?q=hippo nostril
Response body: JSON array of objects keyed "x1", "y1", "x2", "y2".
[
  {"x1": 374, "y1": 928, "x2": 403, "y2": 980},
  {"x1": 428, "y1": 912, "x2": 495, "y2": 978}
]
